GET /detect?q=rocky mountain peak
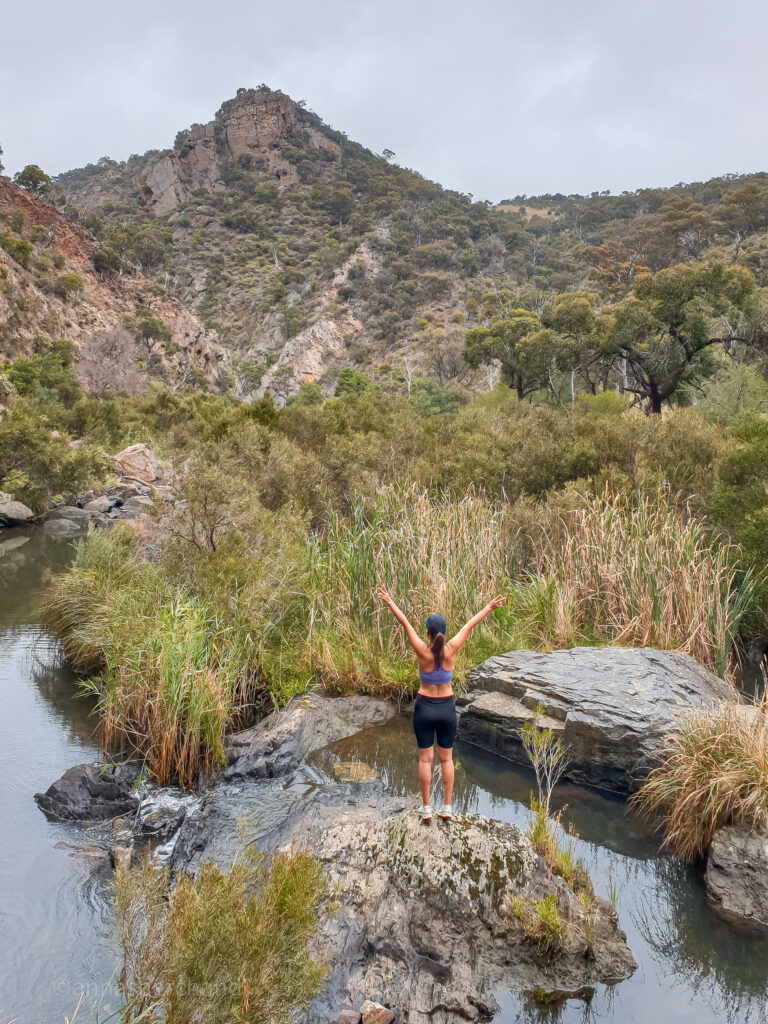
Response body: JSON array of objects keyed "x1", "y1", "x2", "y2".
[{"x1": 143, "y1": 86, "x2": 340, "y2": 215}]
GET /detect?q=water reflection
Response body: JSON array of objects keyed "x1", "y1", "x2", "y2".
[{"x1": 312, "y1": 716, "x2": 768, "y2": 1024}]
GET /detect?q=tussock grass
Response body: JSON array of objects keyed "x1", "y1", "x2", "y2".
[
  {"x1": 633, "y1": 698, "x2": 768, "y2": 859},
  {"x1": 510, "y1": 486, "x2": 753, "y2": 677},
  {"x1": 113, "y1": 845, "x2": 327, "y2": 1024},
  {"x1": 42, "y1": 528, "x2": 260, "y2": 786}
]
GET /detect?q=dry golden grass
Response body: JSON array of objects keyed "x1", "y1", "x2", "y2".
[
  {"x1": 633, "y1": 698, "x2": 768, "y2": 859},
  {"x1": 522, "y1": 486, "x2": 752, "y2": 677}
]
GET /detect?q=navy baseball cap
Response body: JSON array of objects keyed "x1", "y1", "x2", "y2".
[{"x1": 424, "y1": 614, "x2": 447, "y2": 637}]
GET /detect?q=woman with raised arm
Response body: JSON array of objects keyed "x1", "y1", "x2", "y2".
[{"x1": 375, "y1": 586, "x2": 505, "y2": 822}]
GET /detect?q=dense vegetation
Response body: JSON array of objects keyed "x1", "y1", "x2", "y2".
[{"x1": 13, "y1": 365, "x2": 760, "y2": 782}]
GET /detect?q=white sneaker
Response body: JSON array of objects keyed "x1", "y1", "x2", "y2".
[
  {"x1": 437, "y1": 804, "x2": 453, "y2": 819},
  {"x1": 419, "y1": 804, "x2": 433, "y2": 821}
]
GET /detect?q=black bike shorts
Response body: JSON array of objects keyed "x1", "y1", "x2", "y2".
[{"x1": 413, "y1": 694, "x2": 457, "y2": 750}]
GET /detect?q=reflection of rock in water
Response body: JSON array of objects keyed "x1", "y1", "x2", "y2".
[
  {"x1": 332, "y1": 760, "x2": 379, "y2": 782},
  {"x1": 632, "y1": 855, "x2": 768, "y2": 1023}
]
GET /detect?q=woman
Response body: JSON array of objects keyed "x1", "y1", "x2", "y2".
[{"x1": 375, "y1": 586, "x2": 505, "y2": 821}]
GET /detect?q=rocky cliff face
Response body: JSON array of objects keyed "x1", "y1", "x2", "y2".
[{"x1": 0, "y1": 178, "x2": 231, "y2": 388}]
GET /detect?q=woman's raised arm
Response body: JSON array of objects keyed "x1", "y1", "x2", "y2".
[
  {"x1": 446, "y1": 595, "x2": 505, "y2": 655},
  {"x1": 375, "y1": 585, "x2": 429, "y2": 657}
]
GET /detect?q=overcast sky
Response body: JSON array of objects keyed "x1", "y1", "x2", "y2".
[{"x1": 2, "y1": 0, "x2": 767, "y2": 201}]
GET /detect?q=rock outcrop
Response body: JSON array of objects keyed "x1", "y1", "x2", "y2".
[
  {"x1": 225, "y1": 692, "x2": 395, "y2": 780},
  {"x1": 705, "y1": 825, "x2": 768, "y2": 928},
  {"x1": 34, "y1": 763, "x2": 140, "y2": 821},
  {"x1": 460, "y1": 647, "x2": 735, "y2": 794},
  {"x1": 294, "y1": 804, "x2": 636, "y2": 1022}
]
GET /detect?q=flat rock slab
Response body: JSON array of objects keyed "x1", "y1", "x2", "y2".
[
  {"x1": 706, "y1": 825, "x2": 768, "y2": 928},
  {"x1": 461, "y1": 647, "x2": 735, "y2": 794},
  {"x1": 225, "y1": 692, "x2": 396, "y2": 780}
]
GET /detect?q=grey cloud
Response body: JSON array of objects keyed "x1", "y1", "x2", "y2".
[{"x1": 1, "y1": 0, "x2": 766, "y2": 200}]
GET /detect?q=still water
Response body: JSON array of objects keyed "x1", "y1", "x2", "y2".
[
  {"x1": 1, "y1": 527, "x2": 767, "y2": 1023},
  {"x1": 0, "y1": 528, "x2": 117, "y2": 1023}
]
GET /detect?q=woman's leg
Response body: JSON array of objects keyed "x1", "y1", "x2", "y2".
[
  {"x1": 437, "y1": 746, "x2": 454, "y2": 805},
  {"x1": 418, "y1": 746, "x2": 434, "y2": 804}
]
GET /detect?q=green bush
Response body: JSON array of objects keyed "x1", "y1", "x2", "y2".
[{"x1": 113, "y1": 845, "x2": 327, "y2": 1024}]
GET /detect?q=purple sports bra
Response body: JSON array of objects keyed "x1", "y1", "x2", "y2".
[{"x1": 418, "y1": 661, "x2": 454, "y2": 686}]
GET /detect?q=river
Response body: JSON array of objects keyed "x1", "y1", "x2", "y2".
[{"x1": 1, "y1": 527, "x2": 767, "y2": 1023}]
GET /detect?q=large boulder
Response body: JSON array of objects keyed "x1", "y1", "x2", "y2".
[
  {"x1": 224, "y1": 692, "x2": 396, "y2": 780},
  {"x1": 460, "y1": 647, "x2": 735, "y2": 794},
  {"x1": 114, "y1": 443, "x2": 173, "y2": 485},
  {"x1": 0, "y1": 493, "x2": 34, "y2": 527},
  {"x1": 292, "y1": 804, "x2": 636, "y2": 1023},
  {"x1": 35, "y1": 763, "x2": 140, "y2": 821},
  {"x1": 705, "y1": 825, "x2": 768, "y2": 928}
]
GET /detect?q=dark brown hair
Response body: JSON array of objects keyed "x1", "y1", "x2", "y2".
[{"x1": 429, "y1": 631, "x2": 446, "y2": 668}]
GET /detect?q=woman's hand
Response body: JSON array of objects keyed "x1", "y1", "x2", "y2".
[
  {"x1": 375, "y1": 585, "x2": 395, "y2": 608},
  {"x1": 486, "y1": 595, "x2": 505, "y2": 612}
]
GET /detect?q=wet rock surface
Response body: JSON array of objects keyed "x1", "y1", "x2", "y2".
[
  {"x1": 705, "y1": 825, "x2": 768, "y2": 929},
  {"x1": 225, "y1": 692, "x2": 396, "y2": 780},
  {"x1": 35, "y1": 763, "x2": 140, "y2": 821},
  {"x1": 461, "y1": 647, "x2": 734, "y2": 794}
]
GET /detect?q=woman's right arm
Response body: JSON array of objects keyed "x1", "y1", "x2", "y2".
[
  {"x1": 375, "y1": 586, "x2": 430, "y2": 657},
  {"x1": 446, "y1": 595, "x2": 505, "y2": 654}
]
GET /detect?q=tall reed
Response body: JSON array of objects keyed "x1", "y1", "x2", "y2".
[
  {"x1": 42, "y1": 528, "x2": 260, "y2": 785},
  {"x1": 306, "y1": 484, "x2": 518, "y2": 695},
  {"x1": 513, "y1": 487, "x2": 753, "y2": 677}
]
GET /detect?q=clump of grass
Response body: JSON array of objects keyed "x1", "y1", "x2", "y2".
[
  {"x1": 510, "y1": 486, "x2": 753, "y2": 677},
  {"x1": 42, "y1": 527, "x2": 261, "y2": 786},
  {"x1": 526, "y1": 799, "x2": 593, "y2": 897},
  {"x1": 632, "y1": 698, "x2": 768, "y2": 859},
  {"x1": 511, "y1": 892, "x2": 567, "y2": 953},
  {"x1": 306, "y1": 483, "x2": 518, "y2": 695},
  {"x1": 113, "y1": 845, "x2": 327, "y2": 1024}
]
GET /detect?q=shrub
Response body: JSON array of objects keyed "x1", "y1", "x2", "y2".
[
  {"x1": 52, "y1": 272, "x2": 83, "y2": 299},
  {"x1": 633, "y1": 699, "x2": 768, "y2": 859},
  {"x1": 113, "y1": 845, "x2": 327, "y2": 1023}
]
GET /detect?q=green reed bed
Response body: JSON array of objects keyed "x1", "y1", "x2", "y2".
[
  {"x1": 42, "y1": 527, "x2": 260, "y2": 786},
  {"x1": 508, "y1": 487, "x2": 754, "y2": 678},
  {"x1": 306, "y1": 483, "x2": 518, "y2": 697}
]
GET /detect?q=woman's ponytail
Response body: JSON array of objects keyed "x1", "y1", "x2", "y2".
[{"x1": 431, "y1": 632, "x2": 446, "y2": 668}]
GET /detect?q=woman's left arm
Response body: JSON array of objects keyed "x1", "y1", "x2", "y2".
[{"x1": 375, "y1": 586, "x2": 429, "y2": 656}]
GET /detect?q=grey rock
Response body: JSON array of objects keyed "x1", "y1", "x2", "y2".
[
  {"x1": 0, "y1": 498, "x2": 34, "y2": 527},
  {"x1": 461, "y1": 647, "x2": 735, "y2": 794},
  {"x1": 35, "y1": 763, "x2": 140, "y2": 821},
  {"x1": 84, "y1": 495, "x2": 113, "y2": 513},
  {"x1": 46, "y1": 505, "x2": 92, "y2": 522},
  {"x1": 120, "y1": 495, "x2": 155, "y2": 512},
  {"x1": 42, "y1": 517, "x2": 87, "y2": 536},
  {"x1": 136, "y1": 789, "x2": 200, "y2": 843},
  {"x1": 705, "y1": 825, "x2": 768, "y2": 928},
  {"x1": 225, "y1": 692, "x2": 396, "y2": 780},
  {"x1": 292, "y1": 804, "x2": 636, "y2": 1023}
]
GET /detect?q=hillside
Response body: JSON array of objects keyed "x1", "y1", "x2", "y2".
[
  {"x1": 51, "y1": 86, "x2": 768, "y2": 401},
  {"x1": 0, "y1": 177, "x2": 231, "y2": 392}
]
